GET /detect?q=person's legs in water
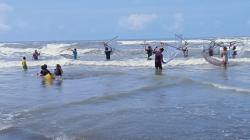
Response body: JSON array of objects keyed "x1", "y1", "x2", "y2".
[
  {"x1": 155, "y1": 62, "x2": 158, "y2": 69},
  {"x1": 147, "y1": 53, "x2": 151, "y2": 60},
  {"x1": 105, "y1": 51, "x2": 111, "y2": 60},
  {"x1": 33, "y1": 55, "x2": 38, "y2": 60},
  {"x1": 223, "y1": 61, "x2": 228, "y2": 68},
  {"x1": 73, "y1": 54, "x2": 77, "y2": 60},
  {"x1": 223, "y1": 55, "x2": 228, "y2": 68},
  {"x1": 158, "y1": 62, "x2": 162, "y2": 70},
  {"x1": 147, "y1": 50, "x2": 153, "y2": 60},
  {"x1": 232, "y1": 51, "x2": 237, "y2": 58},
  {"x1": 155, "y1": 62, "x2": 163, "y2": 75},
  {"x1": 155, "y1": 62, "x2": 162, "y2": 70},
  {"x1": 184, "y1": 50, "x2": 188, "y2": 57}
]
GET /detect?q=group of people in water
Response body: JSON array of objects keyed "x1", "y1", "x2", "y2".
[
  {"x1": 22, "y1": 57, "x2": 63, "y2": 77},
  {"x1": 21, "y1": 39, "x2": 239, "y2": 79},
  {"x1": 40, "y1": 64, "x2": 63, "y2": 77},
  {"x1": 208, "y1": 41, "x2": 238, "y2": 67},
  {"x1": 144, "y1": 45, "x2": 166, "y2": 70},
  {"x1": 21, "y1": 42, "x2": 115, "y2": 79},
  {"x1": 144, "y1": 41, "x2": 189, "y2": 71}
]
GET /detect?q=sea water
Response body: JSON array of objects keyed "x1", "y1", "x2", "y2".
[{"x1": 0, "y1": 38, "x2": 250, "y2": 140}]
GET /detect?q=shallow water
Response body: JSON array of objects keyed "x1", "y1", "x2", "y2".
[{"x1": 0, "y1": 38, "x2": 250, "y2": 140}]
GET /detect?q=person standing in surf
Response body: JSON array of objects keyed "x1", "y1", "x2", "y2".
[
  {"x1": 21, "y1": 57, "x2": 28, "y2": 70},
  {"x1": 232, "y1": 45, "x2": 237, "y2": 58},
  {"x1": 61, "y1": 48, "x2": 78, "y2": 59},
  {"x1": 145, "y1": 45, "x2": 153, "y2": 60},
  {"x1": 155, "y1": 48, "x2": 166, "y2": 71},
  {"x1": 182, "y1": 41, "x2": 189, "y2": 57},
  {"x1": 33, "y1": 50, "x2": 40, "y2": 60},
  {"x1": 71, "y1": 48, "x2": 78, "y2": 59},
  {"x1": 229, "y1": 42, "x2": 237, "y2": 58},
  {"x1": 221, "y1": 46, "x2": 228, "y2": 67},
  {"x1": 208, "y1": 41, "x2": 215, "y2": 56},
  {"x1": 104, "y1": 42, "x2": 112, "y2": 60}
]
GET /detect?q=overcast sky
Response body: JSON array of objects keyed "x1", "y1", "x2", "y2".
[{"x1": 0, "y1": 0, "x2": 250, "y2": 41}]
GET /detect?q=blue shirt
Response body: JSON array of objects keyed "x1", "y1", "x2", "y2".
[{"x1": 72, "y1": 50, "x2": 77, "y2": 59}]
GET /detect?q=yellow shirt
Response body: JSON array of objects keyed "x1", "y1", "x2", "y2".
[{"x1": 22, "y1": 60, "x2": 28, "y2": 70}]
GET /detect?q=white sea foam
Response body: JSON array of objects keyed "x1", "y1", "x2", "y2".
[
  {"x1": 0, "y1": 112, "x2": 14, "y2": 131},
  {"x1": 0, "y1": 58, "x2": 71, "y2": 68},
  {"x1": 0, "y1": 56, "x2": 250, "y2": 69},
  {"x1": 117, "y1": 40, "x2": 175, "y2": 45},
  {"x1": 0, "y1": 39, "x2": 249, "y2": 69},
  {"x1": 230, "y1": 58, "x2": 250, "y2": 63},
  {"x1": 0, "y1": 58, "x2": 208, "y2": 69},
  {"x1": 0, "y1": 43, "x2": 98, "y2": 57},
  {"x1": 0, "y1": 123, "x2": 12, "y2": 131},
  {"x1": 170, "y1": 58, "x2": 207, "y2": 66},
  {"x1": 202, "y1": 81, "x2": 250, "y2": 93},
  {"x1": 243, "y1": 47, "x2": 250, "y2": 52},
  {"x1": 0, "y1": 47, "x2": 35, "y2": 55},
  {"x1": 40, "y1": 43, "x2": 77, "y2": 56}
]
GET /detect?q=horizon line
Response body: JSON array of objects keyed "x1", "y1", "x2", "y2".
[{"x1": 1, "y1": 35, "x2": 250, "y2": 43}]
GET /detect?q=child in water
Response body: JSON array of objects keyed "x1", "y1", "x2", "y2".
[
  {"x1": 22, "y1": 57, "x2": 28, "y2": 70},
  {"x1": 54, "y1": 64, "x2": 63, "y2": 76},
  {"x1": 40, "y1": 64, "x2": 51, "y2": 76}
]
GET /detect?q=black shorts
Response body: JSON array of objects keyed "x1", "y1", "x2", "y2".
[
  {"x1": 155, "y1": 62, "x2": 162, "y2": 69},
  {"x1": 105, "y1": 51, "x2": 111, "y2": 60}
]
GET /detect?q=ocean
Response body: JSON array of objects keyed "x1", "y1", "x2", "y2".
[{"x1": 0, "y1": 37, "x2": 250, "y2": 140}]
